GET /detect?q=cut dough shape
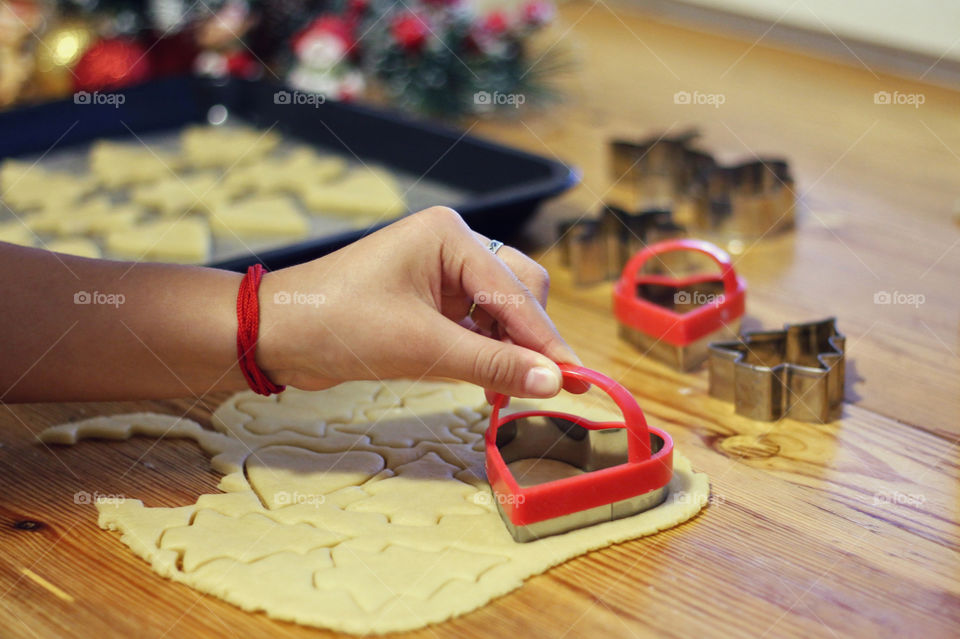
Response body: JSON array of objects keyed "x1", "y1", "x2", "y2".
[
  {"x1": 28, "y1": 196, "x2": 144, "y2": 237},
  {"x1": 45, "y1": 237, "x2": 102, "y2": 258},
  {"x1": 301, "y1": 168, "x2": 407, "y2": 220},
  {"x1": 89, "y1": 141, "x2": 181, "y2": 188},
  {"x1": 106, "y1": 217, "x2": 210, "y2": 263},
  {"x1": 1, "y1": 160, "x2": 95, "y2": 213},
  {"x1": 131, "y1": 173, "x2": 230, "y2": 216},
  {"x1": 221, "y1": 148, "x2": 346, "y2": 198},
  {"x1": 181, "y1": 125, "x2": 280, "y2": 169},
  {"x1": 208, "y1": 195, "x2": 309, "y2": 238},
  {"x1": 39, "y1": 380, "x2": 709, "y2": 634},
  {"x1": 0, "y1": 219, "x2": 35, "y2": 246}
]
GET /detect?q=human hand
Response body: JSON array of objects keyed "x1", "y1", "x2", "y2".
[{"x1": 257, "y1": 207, "x2": 582, "y2": 400}]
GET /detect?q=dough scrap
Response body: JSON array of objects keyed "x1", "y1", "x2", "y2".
[{"x1": 40, "y1": 381, "x2": 709, "y2": 634}]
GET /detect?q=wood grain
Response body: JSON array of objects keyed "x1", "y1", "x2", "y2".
[{"x1": 1, "y1": 2, "x2": 958, "y2": 638}]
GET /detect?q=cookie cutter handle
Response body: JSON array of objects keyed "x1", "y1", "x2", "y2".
[
  {"x1": 489, "y1": 364, "x2": 652, "y2": 462},
  {"x1": 619, "y1": 238, "x2": 739, "y2": 296}
]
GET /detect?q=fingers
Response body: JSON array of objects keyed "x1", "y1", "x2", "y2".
[{"x1": 421, "y1": 311, "x2": 564, "y2": 399}]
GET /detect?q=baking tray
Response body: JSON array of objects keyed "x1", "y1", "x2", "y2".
[{"x1": 0, "y1": 75, "x2": 578, "y2": 271}]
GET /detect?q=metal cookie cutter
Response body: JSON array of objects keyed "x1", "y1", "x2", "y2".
[
  {"x1": 708, "y1": 318, "x2": 846, "y2": 422},
  {"x1": 558, "y1": 206, "x2": 684, "y2": 286},
  {"x1": 613, "y1": 238, "x2": 746, "y2": 371},
  {"x1": 485, "y1": 365, "x2": 674, "y2": 543},
  {"x1": 608, "y1": 133, "x2": 795, "y2": 240}
]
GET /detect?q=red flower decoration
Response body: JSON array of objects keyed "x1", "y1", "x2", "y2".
[
  {"x1": 292, "y1": 15, "x2": 355, "y2": 58},
  {"x1": 522, "y1": 0, "x2": 555, "y2": 27},
  {"x1": 391, "y1": 12, "x2": 430, "y2": 52},
  {"x1": 481, "y1": 10, "x2": 509, "y2": 36}
]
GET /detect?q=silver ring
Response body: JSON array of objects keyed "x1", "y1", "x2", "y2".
[{"x1": 487, "y1": 239, "x2": 504, "y2": 255}]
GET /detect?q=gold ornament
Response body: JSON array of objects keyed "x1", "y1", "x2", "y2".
[{"x1": 33, "y1": 20, "x2": 96, "y2": 99}]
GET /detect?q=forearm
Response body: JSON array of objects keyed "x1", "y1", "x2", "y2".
[{"x1": 0, "y1": 243, "x2": 249, "y2": 402}]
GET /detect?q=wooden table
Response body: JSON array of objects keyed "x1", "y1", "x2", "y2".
[{"x1": 2, "y1": 2, "x2": 958, "y2": 637}]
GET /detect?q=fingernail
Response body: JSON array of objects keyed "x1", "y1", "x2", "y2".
[{"x1": 524, "y1": 366, "x2": 561, "y2": 397}]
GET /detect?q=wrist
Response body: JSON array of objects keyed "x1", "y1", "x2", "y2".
[{"x1": 254, "y1": 269, "x2": 300, "y2": 388}]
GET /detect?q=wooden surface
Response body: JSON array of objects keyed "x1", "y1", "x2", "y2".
[{"x1": 2, "y1": 2, "x2": 958, "y2": 637}]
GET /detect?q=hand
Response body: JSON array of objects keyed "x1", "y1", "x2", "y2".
[{"x1": 257, "y1": 207, "x2": 582, "y2": 400}]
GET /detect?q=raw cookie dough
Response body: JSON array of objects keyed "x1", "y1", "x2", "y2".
[
  {"x1": 40, "y1": 380, "x2": 709, "y2": 634},
  {"x1": 89, "y1": 141, "x2": 181, "y2": 188},
  {"x1": 0, "y1": 219, "x2": 36, "y2": 246},
  {"x1": 45, "y1": 237, "x2": 102, "y2": 258},
  {"x1": 221, "y1": 148, "x2": 346, "y2": 198},
  {"x1": 27, "y1": 196, "x2": 144, "y2": 236},
  {"x1": 181, "y1": 125, "x2": 280, "y2": 169},
  {"x1": 0, "y1": 160, "x2": 94, "y2": 212},
  {"x1": 208, "y1": 195, "x2": 309, "y2": 238},
  {"x1": 106, "y1": 217, "x2": 210, "y2": 263},
  {"x1": 301, "y1": 168, "x2": 407, "y2": 220},
  {"x1": 131, "y1": 173, "x2": 230, "y2": 216}
]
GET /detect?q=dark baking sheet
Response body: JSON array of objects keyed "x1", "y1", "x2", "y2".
[{"x1": 0, "y1": 76, "x2": 578, "y2": 271}]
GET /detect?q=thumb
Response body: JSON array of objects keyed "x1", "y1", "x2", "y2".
[{"x1": 424, "y1": 318, "x2": 563, "y2": 399}]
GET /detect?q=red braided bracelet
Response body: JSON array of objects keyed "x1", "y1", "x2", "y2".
[{"x1": 236, "y1": 264, "x2": 285, "y2": 396}]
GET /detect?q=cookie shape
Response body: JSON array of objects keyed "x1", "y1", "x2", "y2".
[
  {"x1": 40, "y1": 381, "x2": 709, "y2": 634},
  {"x1": 0, "y1": 160, "x2": 94, "y2": 213},
  {"x1": 106, "y1": 217, "x2": 210, "y2": 263},
  {"x1": 131, "y1": 173, "x2": 230, "y2": 216},
  {"x1": 302, "y1": 168, "x2": 407, "y2": 219},
  {"x1": 45, "y1": 237, "x2": 103, "y2": 258},
  {"x1": 221, "y1": 148, "x2": 346, "y2": 198},
  {"x1": 89, "y1": 141, "x2": 181, "y2": 188},
  {"x1": 209, "y1": 195, "x2": 310, "y2": 238},
  {"x1": 0, "y1": 220, "x2": 35, "y2": 246},
  {"x1": 181, "y1": 125, "x2": 280, "y2": 169}
]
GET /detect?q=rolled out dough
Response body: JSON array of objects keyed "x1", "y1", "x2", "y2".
[{"x1": 40, "y1": 380, "x2": 709, "y2": 634}]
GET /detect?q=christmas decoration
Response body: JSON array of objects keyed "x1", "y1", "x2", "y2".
[
  {"x1": 33, "y1": 19, "x2": 97, "y2": 100},
  {"x1": 193, "y1": 0, "x2": 260, "y2": 79},
  {"x1": 287, "y1": 15, "x2": 364, "y2": 101},
  {"x1": 0, "y1": 0, "x2": 48, "y2": 106},
  {"x1": 73, "y1": 37, "x2": 152, "y2": 92}
]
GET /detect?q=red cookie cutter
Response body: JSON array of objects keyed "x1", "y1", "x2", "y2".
[
  {"x1": 485, "y1": 364, "x2": 673, "y2": 542},
  {"x1": 613, "y1": 238, "x2": 746, "y2": 371}
]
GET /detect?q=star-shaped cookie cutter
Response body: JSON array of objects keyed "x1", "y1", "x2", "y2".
[{"x1": 707, "y1": 318, "x2": 845, "y2": 422}]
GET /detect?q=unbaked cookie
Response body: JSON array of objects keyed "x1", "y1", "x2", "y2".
[
  {"x1": 0, "y1": 219, "x2": 35, "y2": 246},
  {"x1": 209, "y1": 195, "x2": 310, "y2": 238},
  {"x1": 301, "y1": 168, "x2": 407, "y2": 219},
  {"x1": 221, "y1": 148, "x2": 346, "y2": 198},
  {"x1": 131, "y1": 173, "x2": 230, "y2": 216},
  {"x1": 89, "y1": 141, "x2": 181, "y2": 188},
  {"x1": 181, "y1": 125, "x2": 280, "y2": 169},
  {"x1": 0, "y1": 159, "x2": 95, "y2": 213},
  {"x1": 106, "y1": 217, "x2": 211, "y2": 263},
  {"x1": 45, "y1": 237, "x2": 102, "y2": 259}
]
